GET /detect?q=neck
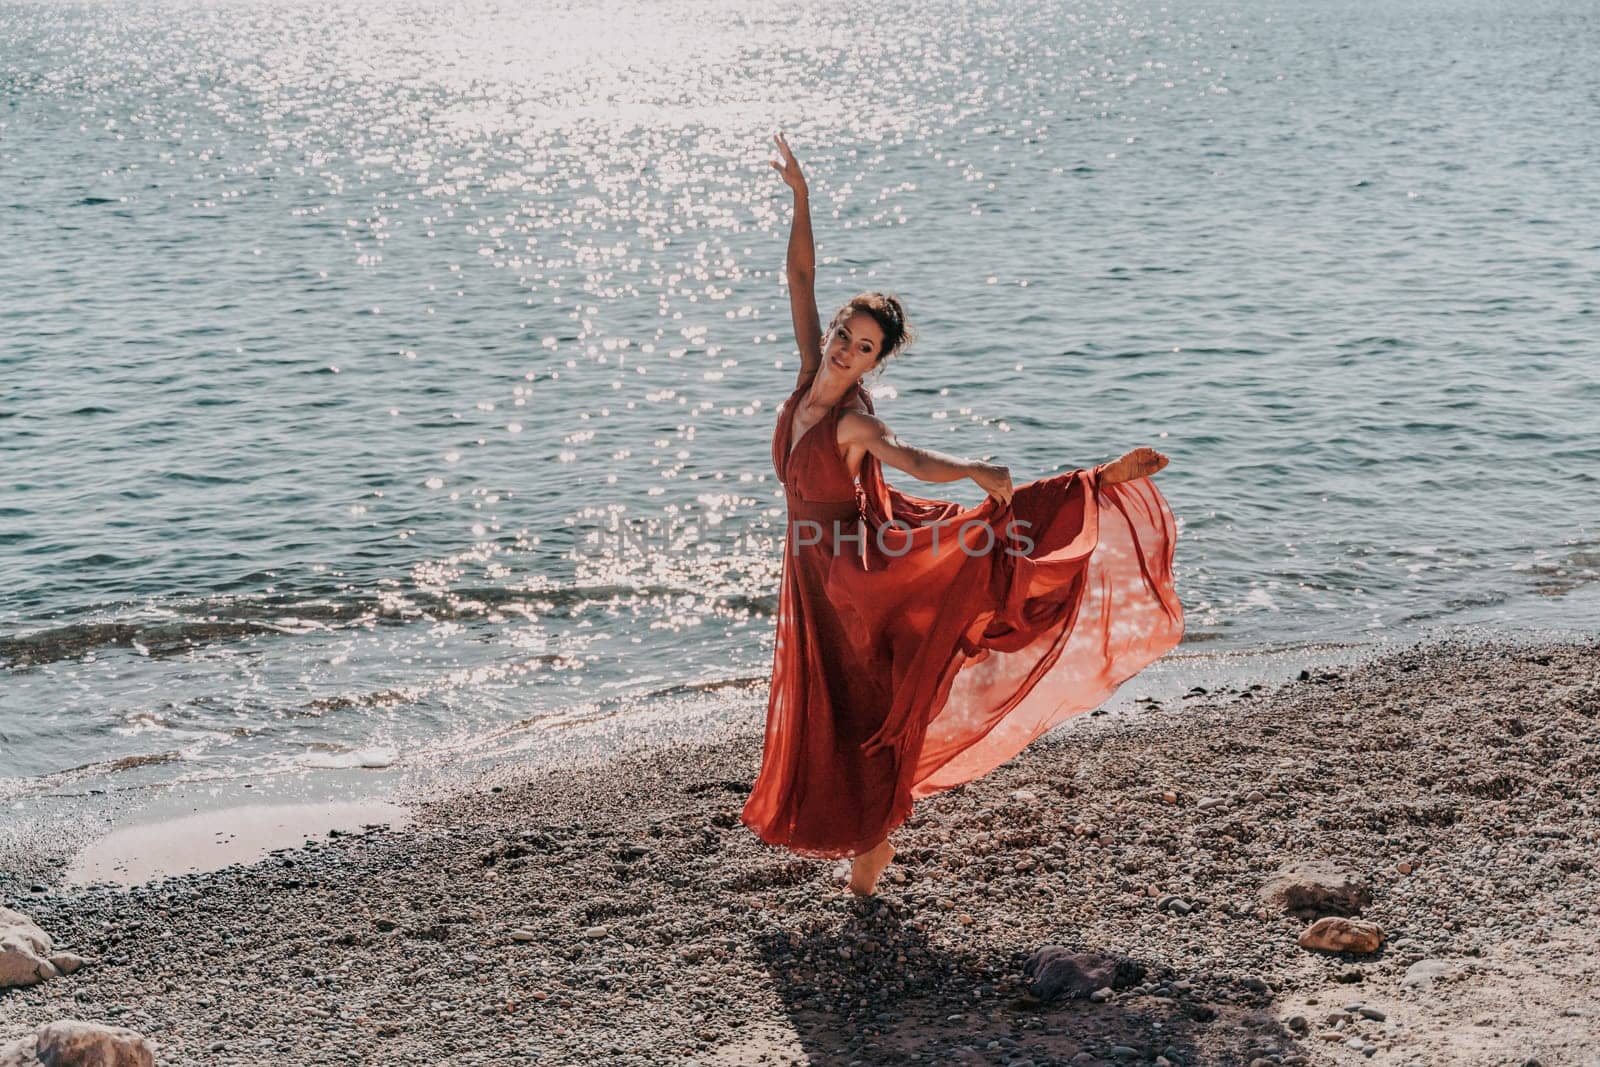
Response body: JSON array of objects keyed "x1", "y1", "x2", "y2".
[{"x1": 805, "y1": 372, "x2": 859, "y2": 409}]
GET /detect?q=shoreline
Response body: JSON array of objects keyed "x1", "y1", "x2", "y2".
[
  {"x1": 3, "y1": 636, "x2": 1386, "y2": 895},
  {"x1": 2, "y1": 637, "x2": 1597, "y2": 1064}
]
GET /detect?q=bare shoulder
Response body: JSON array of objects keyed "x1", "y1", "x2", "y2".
[{"x1": 837, "y1": 408, "x2": 890, "y2": 443}]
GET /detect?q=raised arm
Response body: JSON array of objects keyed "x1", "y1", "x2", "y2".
[
  {"x1": 838, "y1": 411, "x2": 1015, "y2": 506},
  {"x1": 770, "y1": 133, "x2": 823, "y2": 391}
]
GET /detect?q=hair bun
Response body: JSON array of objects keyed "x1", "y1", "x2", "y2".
[{"x1": 829, "y1": 291, "x2": 915, "y2": 365}]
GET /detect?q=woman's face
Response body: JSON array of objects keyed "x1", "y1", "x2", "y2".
[{"x1": 822, "y1": 310, "x2": 886, "y2": 382}]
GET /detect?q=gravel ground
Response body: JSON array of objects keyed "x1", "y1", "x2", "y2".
[{"x1": 2, "y1": 638, "x2": 1597, "y2": 1066}]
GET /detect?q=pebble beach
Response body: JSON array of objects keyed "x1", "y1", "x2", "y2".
[{"x1": 2, "y1": 638, "x2": 1596, "y2": 1065}]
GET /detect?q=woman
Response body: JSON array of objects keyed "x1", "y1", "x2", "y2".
[{"x1": 740, "y1": 133, "x2": 1184, "y2": 896}]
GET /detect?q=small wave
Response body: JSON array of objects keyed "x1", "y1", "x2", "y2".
[
  {"x1": 84, "y1": 751, "x2": 184, "y2": 773},
  {"x1": 301, "y1": 688, "x2": 415, "y2": 714},
  {"x1": 0, "y1": 748, "x2": 185, "y2": 803},
  {"x1": 1525, "y1": 539, "x2": 1600, "y2": 597},
  {"x1": 1, "y1": 582, "x2": 774, "y2": 668},
  {"x1": 639, "y1": 673, "x2": 767, "y2": 700},
  {"x1": 160, "y1": 471, "x2": 239, "y2": 486},
  {"x1": 0, "y1": 620, "x2": 297, "y2": 668},
  {"x1": 297, "y1": 745, "x2": 399, "y2": 770}
]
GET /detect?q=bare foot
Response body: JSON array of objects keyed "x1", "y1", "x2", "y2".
[
  {"x1": 1099, "y1": 446, "x2": 1169, "y2": 485},
  {"x1": 848, "y1": 839, "x2": 895, "y2": 896}
]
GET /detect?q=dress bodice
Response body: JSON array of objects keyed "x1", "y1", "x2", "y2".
[{"x1": 773, "y1": 381, "x2": 869, "y2": 505}]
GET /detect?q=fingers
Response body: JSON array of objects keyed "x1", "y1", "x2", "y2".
[{"x1": 987, "y1": 468, "x2": 1013, "y2": 508}]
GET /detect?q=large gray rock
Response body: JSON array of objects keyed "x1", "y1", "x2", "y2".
[
  {"x1": 1259, "y1": 861, "x2": 1372, "y2": 919},
  {"x1": 1022, "y1": 947, "x2": 1145, "y2": 1001},
  {"x1": 0, "y1": 907, "x2": 58, "y2": 989},
  {"x1": 0, "y1": 1021, "x2": 155, "y2": 1067}
]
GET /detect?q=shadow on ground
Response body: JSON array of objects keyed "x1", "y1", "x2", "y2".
[{"x1": 750, "y1": 899, "x2": 1304, "y2": 1066}]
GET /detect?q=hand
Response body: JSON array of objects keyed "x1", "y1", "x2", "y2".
[
  {"x1": 1098, "y1": 446, "x2": 1169, "y2": 485},
  {"x1": 969, "y1": 461, "x2": 1014, "y2": 508},
  {"x1": 770, "y1": 132, "x2": 808, "y2": 196}
]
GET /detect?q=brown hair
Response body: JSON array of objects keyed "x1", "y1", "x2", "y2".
[{"x1": 826, "y1": 291, "x2": 915, "y2": 365}]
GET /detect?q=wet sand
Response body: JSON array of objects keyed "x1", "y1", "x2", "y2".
[
  {"x1": 60, "y1": 800, "x2": 413, "y2": 889},
  {"x1": 1, "y1": 638, "x2": 1596, "y2": 1066}
]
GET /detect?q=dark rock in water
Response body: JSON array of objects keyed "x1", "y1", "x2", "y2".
[
  {"x1": 1022, "y1": 947, "x2": 1144, "y2": 1002},
  {"x1": 1260, "y1": 861, "x2": 1372, "y2": 919}
]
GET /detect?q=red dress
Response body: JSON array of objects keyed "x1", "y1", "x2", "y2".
[{"x1": 740, "y1": 378, "x2": 1184, "y2": 858}]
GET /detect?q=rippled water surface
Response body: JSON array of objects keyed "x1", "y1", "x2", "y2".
[{"x1": 3, "y1": 0, "x2": 1597, "y2": 801}]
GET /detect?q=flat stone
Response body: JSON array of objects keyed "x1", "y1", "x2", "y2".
[
  {"x1": 46, "y1": 953, "x2": 88, "y2": 976},
  {"x1": 1402, "y1": 958, "x2": 1462, "y2": 987},
  {"x1": 1299, "y1": 916, "x2": 1384, "y2": 955}
]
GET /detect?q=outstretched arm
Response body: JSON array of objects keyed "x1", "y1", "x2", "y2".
[
  {"x1": 839, "y1": 411, "x2": 1014, "y2": 506},
  {"x1": 838, "y1": 415, "x2": 1171, "y2": 504},
  {"x1": 770, "y1": 133, "x2": 822, "y2": 390}
]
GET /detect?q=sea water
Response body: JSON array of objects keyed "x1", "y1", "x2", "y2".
[{"x1": 2, "y1": 0, "x2": 1596, "y2": 815}]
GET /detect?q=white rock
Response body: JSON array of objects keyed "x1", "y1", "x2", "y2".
[
  {"x1": 0, "y1": 908, "x2": 56, "y2": 989},
  {"x1": 47, "y1": 953, "x2": 90, "y2": 977}
]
